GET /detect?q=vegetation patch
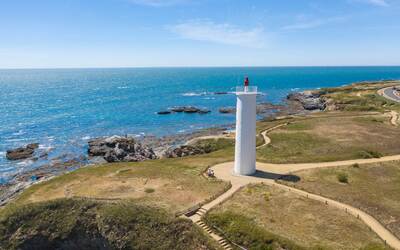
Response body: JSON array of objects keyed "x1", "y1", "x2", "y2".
[
  {"x1": 191, "y1": 138, "x2": 235, "y2": 153},
  {"x1": 319, "y1": 81, "x2": 400, "y2": 112},
  {"x1": 0, "y1": 199, "x2": 217, "y2": 250},
  {"x1": 337, "y1": 172, "x2": 349, "y2": 183},
  {"x1": 257, "y1": 114, "x2": 400, "y2": 163},
  {"x1": 205, "y1": 184, "x2": 387, "y2": 250},
  {"x1": 279, "y1": 161, "x2": 400, "y2": 239},
  {"x1": 12, "y1": 147, "x2": 234, "y2": 214},
  {"x1": 205, "y1": 211, "x2": 304, "y2": 250}
]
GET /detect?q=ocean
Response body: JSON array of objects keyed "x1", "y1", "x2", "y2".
[{"x1": 1, "y1": 66, "x2": 400, "y2": 183}]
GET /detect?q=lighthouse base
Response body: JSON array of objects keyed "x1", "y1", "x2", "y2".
[{"x1": 233, "y1": 165, "x2": 256, "y2": 176}]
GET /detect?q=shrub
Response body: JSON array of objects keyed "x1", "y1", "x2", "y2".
[
  {"x1": 144, "y1": 188, "x2": 155, "y2": 193},
  {"x1": 193, "y1": 138, "x2": 234, "y2": 153},
  {"x1": 358, "y1": 150, "x2": 383, "y2": 159},
  {"x1": 337, "y1": 173, "x2": 349, "y2": 183},
  {"x1": 352, "y1": 163, "x2": 360, "y2": 168}
]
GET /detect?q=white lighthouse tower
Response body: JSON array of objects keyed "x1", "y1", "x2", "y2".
[{"x1": 234, "y1": 77, "x2": 257, "y2": 176}]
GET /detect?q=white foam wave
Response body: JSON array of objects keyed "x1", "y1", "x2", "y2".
[
  {"x1": 12, "y1": 130, "x2": 25, "y2": 136},
  {"x1": 38, "y1": 144, "x2": 54, "y2": 152},
  {"x1": 182, "y1": 92, "x2": 206, "y2": 97},
  {"x1": 81, "y1": 136, "x2": 91, "y2": 140},
  {"x1": 117, "y1": 86, "x2": 129, "y2": 89},
  {"x1": 0, "y1": 167, "x2": 14, "y2": 173},
  {"x1": 5, "y1": 138, "x2": 26, "y2": 142},
  {"x1": 16, "y1": 159, "x2": 35, "y2": 167}
]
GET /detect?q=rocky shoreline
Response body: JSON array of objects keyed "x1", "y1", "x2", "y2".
[{"x1": 0, "y1": 90, "x2": 321, "y2": 207}]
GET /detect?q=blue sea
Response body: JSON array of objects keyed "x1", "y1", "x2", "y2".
[{"x1": 1, "y1": 67, "x2": 400, "y2": 183}]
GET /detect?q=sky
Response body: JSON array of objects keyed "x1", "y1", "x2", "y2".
[{"x1": 0, "y1": 0, "x2": 399, "y2": 68}]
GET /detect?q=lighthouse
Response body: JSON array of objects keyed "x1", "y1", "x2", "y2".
[{"x1": 234, "y1": 77, "x2": 257, "y2": 176}]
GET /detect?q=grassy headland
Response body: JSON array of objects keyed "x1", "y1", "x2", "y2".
[{"x1": 204, "y1": 184, "x2": 387, "y2": 250}]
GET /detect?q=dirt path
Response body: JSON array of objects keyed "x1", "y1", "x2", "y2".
[
  {"x1": 187, "y1": 124, "x2": 400, "y2": 250},
  {"x1": 256, "y1": 123, "x2": 288, "y2": 149},
  {"x1": 389, "y1": 111, "x2": 399, "y2": 126}
]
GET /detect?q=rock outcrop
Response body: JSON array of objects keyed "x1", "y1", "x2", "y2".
[
  {"x1": 164, "y1": 145, "x2": 210, "y2": 158},
  {"x1": 158, "y1": 106, "x2": 210, "y2": 115},
  {"x1": 6, "y1": 143, "x2": 39, "y2": 161},
  {"x1": 287, "y1": 91, "x2": 326, "y2": 111},
  {"x1": 88, "y1": 136, "x2": 157, "y2": 162},
  {"x1": 219, "y1": 107, "x2": 236, "y2": 114}
]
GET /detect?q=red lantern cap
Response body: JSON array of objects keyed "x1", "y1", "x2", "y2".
[{"x1": 244, "y1": 77, "x2": 249, "y2": 87}]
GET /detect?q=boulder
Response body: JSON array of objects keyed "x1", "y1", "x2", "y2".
[
  {"x1": 183, "y1": 106, "x2": 200, "y2": 113},
  {"x1": 219, "y1": 107, "x2": 236, "y2": 114},
  {"x1": 170, "y1": 106, "x2": 186, "y2": 112},
  {"x1": 157, "y1": 111, "x2": 171, "y2": 115},
  {"x1": 6, "y1": 143, "x2": 39, "y2": 161},
  {"x1": 167, "y1": 106, "x2": 210, "y2": 114},
  {"x1": 88, "y1": 136, "x2": 157, "y2": 163},
  {"x1": 198, "y1": 109, "x2": 211, "y2": 114},
  {"x1": 287, "y1": 91, "x2": 326, "y2": 111},
  {"x1": 164, "y1": 145, "x2": 207, "y2": 158}
]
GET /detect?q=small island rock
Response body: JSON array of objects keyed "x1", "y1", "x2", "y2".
[{"x1": 6, "y1": 143, "x2": 39, "y2": 161}]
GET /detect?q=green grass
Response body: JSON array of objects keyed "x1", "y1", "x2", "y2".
[
  {"x1": 0, "y1": 198, "x2": 218, "y2": 250},
  {"x1": 205, "y1": 184, "x2": 387, "y2": 250},
  {"x1": 279, "y1": 161, "x2": 400, "y2": 239},
  {"x1": 192, "y1": 138, "x2": 235, "y2": 153}
]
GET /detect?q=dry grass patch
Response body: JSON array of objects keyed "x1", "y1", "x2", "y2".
[
  {"x1": 205, "y1": 184, "x2": 388, "y2": 250},
  {"x1": 257, "y1": 113, "x2": 400, "y2": 163},
  {"x1": 279, "y1": 161, "x2": 400, "y2": 239},
  {"x1": 12, "y1": 148, "x2": 234, "y2": 214}
]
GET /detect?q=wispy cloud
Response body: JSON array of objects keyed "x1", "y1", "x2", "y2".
[
  {"x1": 169, "y1": 20, "x2": 266, "y2": 48},
  {"x1": 351, "y1": 0, "x2": 389, "y2": 7},
  {"x1": 282, "y1": 17, "x2": 347, "y2": 30},
  {"x1": 127, "y1": 0, "x2": 189, "y2": 7}
]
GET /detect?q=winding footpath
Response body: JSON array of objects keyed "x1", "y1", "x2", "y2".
[{"x1": 187, "y1": 115, "x2": 400, "y2": 249}]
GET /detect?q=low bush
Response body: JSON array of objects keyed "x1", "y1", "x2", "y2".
[
  {"x1": 337, "y1": 172, "x2": 349, "y2": 183},
  {"x1": 358, "y1": 150, "x2": 383, "y2": 159},
  {"x1": 193, "y1": 138, "x2": 234, "y2": 153},
  {"x1": 144, "y1": 188, "x2": 155, "y2": 193}
]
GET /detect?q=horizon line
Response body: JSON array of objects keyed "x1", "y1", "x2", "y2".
[{"x1": 1, "y1": 65, "x2": 400, "y2": 70}]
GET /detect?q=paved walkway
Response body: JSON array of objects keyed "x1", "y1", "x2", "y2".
[{"x1": 188, "y1": 122, "x2": 400, "y2": 250}]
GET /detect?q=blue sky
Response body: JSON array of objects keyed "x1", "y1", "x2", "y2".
[{"x1": 0, "y1": 0, "x2": 399, "y2": 68}]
